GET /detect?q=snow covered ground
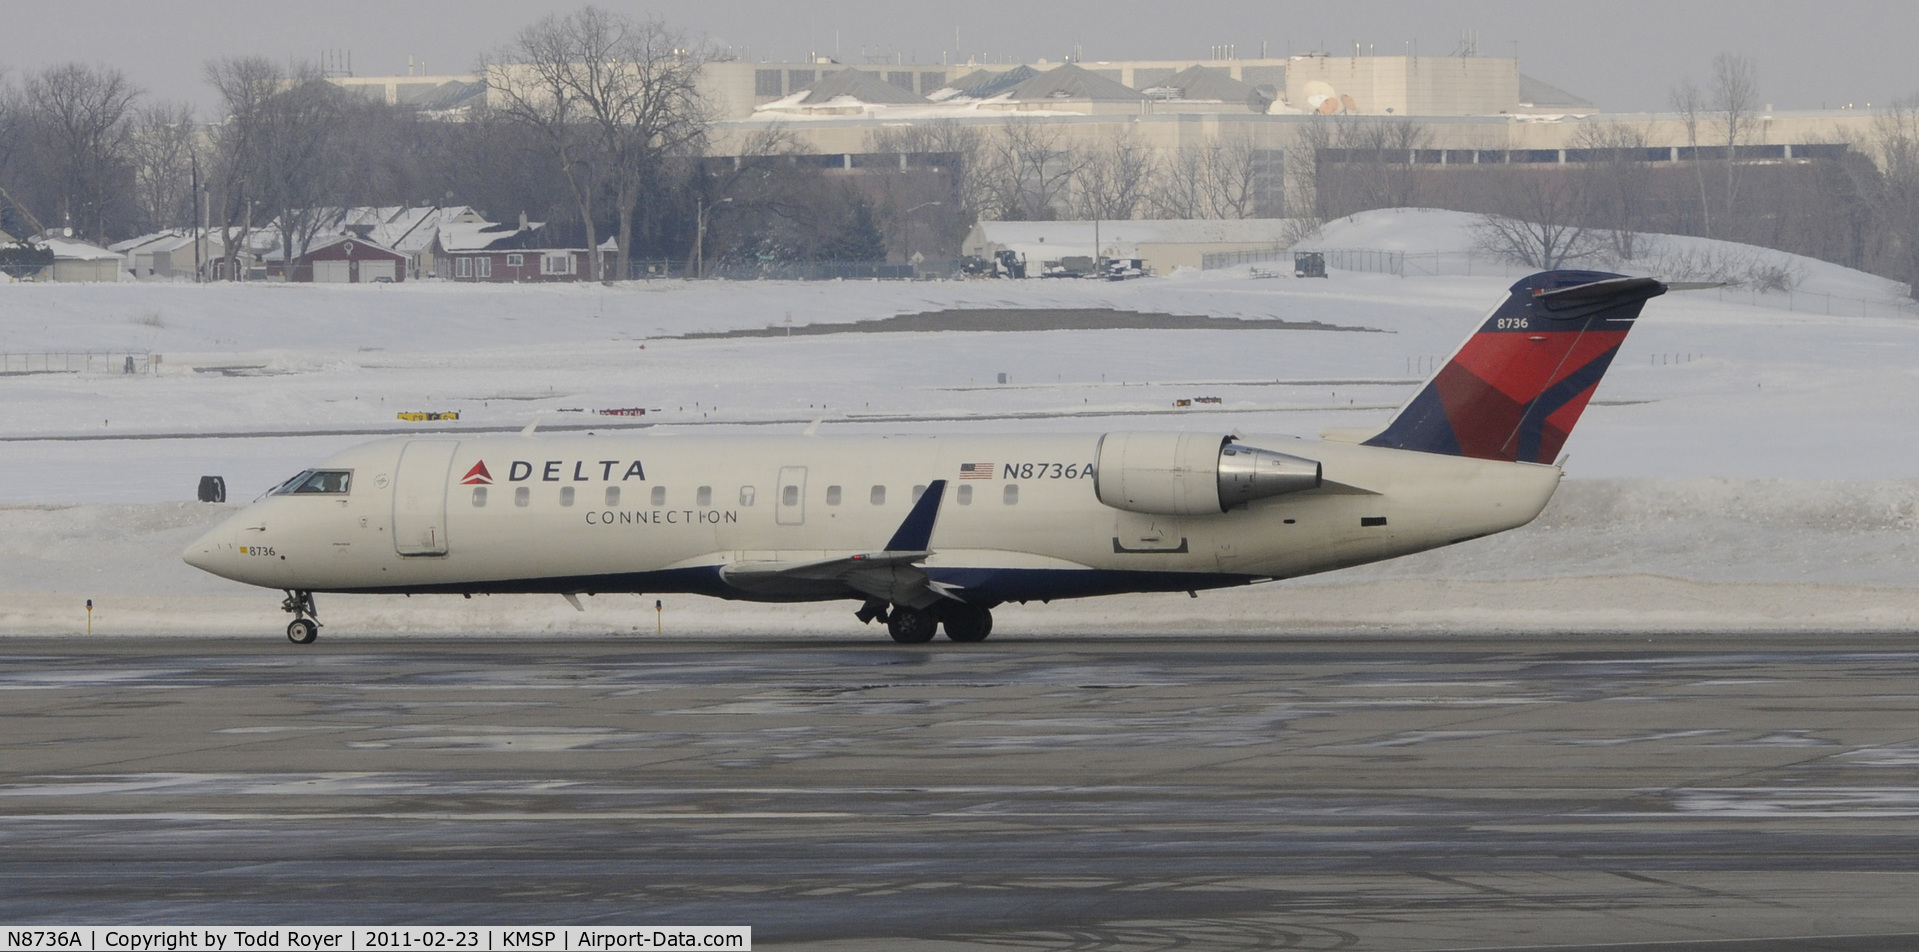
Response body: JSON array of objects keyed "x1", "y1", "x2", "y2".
[{"x1": 4, "y1": 208, "x2": 1916, "y2": 637}]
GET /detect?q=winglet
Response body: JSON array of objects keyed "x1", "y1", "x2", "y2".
[
  {"x1": 803, "y1": 416, "x2": 824, "y2": 436},
  {"x1": 521, "y1": 419, "x2": 540, "y2": 437},
  {"x1": 883, "y1": 479, "x2": 946, "y2": 552}
]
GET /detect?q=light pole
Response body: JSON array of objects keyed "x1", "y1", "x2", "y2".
[
  {"x1": 902, "y1": 200, "x2": 941, "y2": 273},
  {"x1": 693, "y1": 197, "x2": 731, "y2": 279}
]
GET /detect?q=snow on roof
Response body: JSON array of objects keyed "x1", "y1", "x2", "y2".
[
  {"x1": 1000, "y1": 63, "x2": 1144, "y2": 102},
  {"x1": 436, "y1": 221, "x2": 612, "y2": 253},
  {"x1": 262, "y1": 232, "x2": 405, "y2": 261},
  {"x1": 369, "y1": 206, "x2": 485, "y2": 254},
  {"x1": 1519, "y1": 74, "x2": 1595, "y2": 109},
  {"x1": 935, "y1": 66, "x2": 1039, "y2": 100},
  {"x1": 1148, "y1": 65, "x2": 1256, "y2": 103},
  {"x1": 436, "y1": 221, "x2": 544, "y2": 253},
  {"x1": 799, "y1": 68, "x2": 928, "y2": 106},
  {"x1": 34, "y1": 236, "x2": 121, "y2": 260},
  {"x1": 110, "y1": 231, "x2": 185, "y2": 254}
]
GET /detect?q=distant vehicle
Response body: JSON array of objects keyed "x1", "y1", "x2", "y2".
[{"x1": 187, "y1": 272, "x2": 1666, "y2": 645}]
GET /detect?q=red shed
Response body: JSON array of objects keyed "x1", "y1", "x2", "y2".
[{"x1": 281, "y1": 234, "x2": 409, "y2": 283}]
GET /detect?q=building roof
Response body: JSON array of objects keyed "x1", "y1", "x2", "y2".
[
  {"x1": 1519, "y1": 74, "x2": 1595, "y2": 109},
  {"x1": 435, "y1": 221, "x2": 618, "y2": 253},
  {"x1": 1149, "y1": 65, "x2": 1256, "y2": 103},
  {"x1": 999, "y1": 63, "x2": 1145, "y2": 102},
  {"x1": 265, "y1": 232, "x2": 406, "y2": 261},
  {"x1": 936, "y1": 66, "x2": 1039, "y2": 100},
  {"x1": 110, "y1": 231, "x2": 184, "y2": 254},
  {"x1": 437, "y1": 221, "x2": 544, "y2": 253},
  {"x1": 35, "y1": 235, "x2": 121, "y2": 261},
  {"x1": 800, "y1": 68, "x2": 928, "y2": 105},
  {"x1": 400, "y1": 80, "x2": 486, "y2": 111},
  {"x1": 368, "y1": 206, "x2": 486, "y2": 254}
]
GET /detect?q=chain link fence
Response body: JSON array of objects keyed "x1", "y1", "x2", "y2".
[{"x1": 1, "y1": 352, "x2": 157, "y2": 375}]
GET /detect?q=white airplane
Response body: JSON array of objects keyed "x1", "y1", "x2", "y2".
[{"x1": 185, "y1": 271, "x2": 1666, "y2": 644}]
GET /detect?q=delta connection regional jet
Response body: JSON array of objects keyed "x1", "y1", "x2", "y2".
[{"x1": 185, "y1": 271, "x2": 1666, "y2": 644}]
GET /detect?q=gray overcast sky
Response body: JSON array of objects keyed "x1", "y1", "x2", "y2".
[{"x1": 2, "y1": 1, "x2": 1915, "y2": 113}]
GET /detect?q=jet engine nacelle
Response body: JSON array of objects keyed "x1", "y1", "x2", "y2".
[{"x1": 1094, "y1": 431, "x2": 1323, "y2": 516}]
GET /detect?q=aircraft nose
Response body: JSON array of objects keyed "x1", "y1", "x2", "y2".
[{"x1": 182, "y1": 525, "x2": 229, "y2": 576}]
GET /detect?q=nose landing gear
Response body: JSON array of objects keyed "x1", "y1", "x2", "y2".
[{"x1": 281, "y1": 590, "x2": 321, "y2": 644}]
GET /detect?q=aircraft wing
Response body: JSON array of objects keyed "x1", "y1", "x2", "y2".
[{"x1": 716, "y1": 480, "x2": 955, "y2": 608}]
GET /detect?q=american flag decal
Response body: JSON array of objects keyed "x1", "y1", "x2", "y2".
[{"x1": 958, "y1": 462, "x2": 995, "y2": 479}]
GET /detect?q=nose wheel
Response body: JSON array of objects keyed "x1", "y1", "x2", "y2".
[{"x1": 281, "y1": 590, "x2": 321, "y2": 644}]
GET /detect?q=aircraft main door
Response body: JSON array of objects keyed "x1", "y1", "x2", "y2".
[
  {"x1": 776, "y1": 466, "x2": 807, "y2": 526},
  {"x1": 392, "y1": 440, "x2": 459, "y2": 556}
]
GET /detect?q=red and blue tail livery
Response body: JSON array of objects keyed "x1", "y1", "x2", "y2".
[{"x1": 1364, "y1": 271, "x2": 1665, "y2": 464}]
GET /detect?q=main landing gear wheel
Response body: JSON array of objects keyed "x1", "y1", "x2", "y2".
[
  {"x1": 887, "y1": 607, "x2": 938, "y2": 644},
  {"x1": 941, "y1": 605, "x2": 994, "y2": 643},
  {"x1": 281, "y1": 590, "x2": 321, "y2": 645}
]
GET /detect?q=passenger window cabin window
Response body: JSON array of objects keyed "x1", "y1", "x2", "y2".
[
  {"x1": 740, "y1": 486, "x2": 756, "y2": 506},
  {"x1": 515, "y1": 486, "x2": 530, "y2": 507},
  {"x1": 1003, "y1": 484, "x2": 1019, "y2": 505},
  {"x1": 870, "y1": 485, "x2": 885, "y2": 505},
  {"x1": 826, "y1": 485, "x2": 842, "y2": 506},
  {"x1": 956, "y1": 484, "x2": 972, "y2": 505},
  {"x1": 472, "y1": 487, "x2": 488, "y2": 507},
  {"x1": 605, "y1": 486, "x2": 620, "y2": 507},
  {"x1": 783, "y1": 484, "x2": 799, "y2": 506},
  {"x1": 912, "y1": 484, "x2": 926, "y2": 501},
  {"x1": 651, "y1": 485, "x2": 667, "y2": 506},
  {"x1": 559, "y1": 486, "x2": 575, "y2": 507},
  {"x1": 697, "y1": 485, "x2": 712, "y2": 507}
]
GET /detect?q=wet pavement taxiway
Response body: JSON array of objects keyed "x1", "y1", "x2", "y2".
[{"x1": 5, "y1": 632, "x2": 1919, "y2": 950}]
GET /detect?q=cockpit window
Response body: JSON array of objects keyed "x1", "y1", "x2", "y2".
[{"x1": 272, "y1": 469, "x2": 352, "y2": 495}]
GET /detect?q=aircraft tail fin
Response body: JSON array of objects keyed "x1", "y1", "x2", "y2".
[{"x1": 1363, "y1": 271, "x2": 1665, "y2": 465}]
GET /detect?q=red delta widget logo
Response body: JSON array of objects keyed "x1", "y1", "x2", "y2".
[{"x1": 459, "y1": 459, "x2": 646, "y2": 485}]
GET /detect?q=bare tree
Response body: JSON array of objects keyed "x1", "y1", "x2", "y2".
[
  {"x1": 129, "y1": 101, "x2": 197, "y2": 232},
  {"x1": 1471, "y1": 169, "x2": 1597, "y2": 269},
  {"x1": 982, "y1": 120, "x2": 1082, "y2": 220},
  {"x1": 864, "y1": 119, "x2": 992, "y2": 226},
  {"x1": 483, "y1": 7, "x2": 710, "y2": 280},
  {"x1": 1669, "y1": 77, "x2": 1712, "y2": 236},
  {"x1": 20, "y1": 63, "x2": 140, "y2": 242},
  {"x1": 203, "y1": 56, "x2": 281, "y2": 279},
  {"x1": 1710, "y1": 52, "x2": 1760, "y2": 225},
  {"x1": 1286, "y1": 116, "x2": 1431, "y2": 222},
  {"x1": 1071, "y1": 126, "x2": 1156, "y2": 220},
  {"x1": 485, "y1": 14, "x2": 612, "y2": 279},
  {"x1": 1144, "y1": 129, "x2": 1268, "y2": 220},
  {"x1": 251, "y1": 69, "x2": 352, "y2": 276},
  {"x1": 1572, "y1": 120, "x2": 1653, "y2": 259},
  {"x1": 1869, "y1": 100, "x2": 1919, "y2": 298}
]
